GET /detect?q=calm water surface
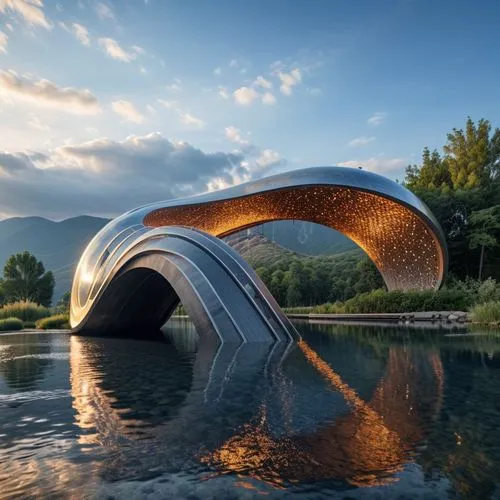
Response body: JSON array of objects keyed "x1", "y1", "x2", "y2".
[{"x1": 1, "y1": 320, "x2": 500, "y2": 499}]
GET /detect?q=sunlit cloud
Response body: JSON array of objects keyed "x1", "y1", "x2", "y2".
[
  {"x1": 60, "y1": 21, "x2": 90, "y2": 46},
  {"x1": 111, "y1": 100, "x2": 145, "y2": 123},
  {"x1": 367, "y1": 112, "x2": 387, "y2": 126},
  {"x1": 0, "y1": 69, "x2": 100, "y2": 114},
  {"x1": 98, "y1": 37, "x2": 136, "y2": 62},
  {"x1": 0, "y1": 0, "x2": 51, "y2": 29}
]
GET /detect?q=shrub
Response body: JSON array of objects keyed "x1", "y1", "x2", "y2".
[
  {"x1": 0, "y1": 301, "x2": 51, "y2": 322},
  {"x1": 470, "y1": 301, "x2": 500, "y2": 324},
  {"x1": 0, "y1": 317, "x2": 23, "y2": 331},
  {"x1": 309, "y1": 288, "x2": 473, "y2": 315},
  {"x1": 36, "y1": 314, "x2": 70, "y2": 330}
]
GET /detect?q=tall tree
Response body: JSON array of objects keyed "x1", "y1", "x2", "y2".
[
  {"x1": 467, "y1": 206, "x2": 500, "y2": 280},
  {"x1": 2, "y1": 251, "x2": 55, "y2": 306},
  {"x1": 405, "y1": 147, "x2": 452, "y2": 191},
  {"x1": 444, "y1": 117, "x2": 499, "y2": 189}
]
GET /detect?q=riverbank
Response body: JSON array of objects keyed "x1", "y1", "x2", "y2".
[{"x1": 286, "y1": 311, "x2": 468, "y2": 324}]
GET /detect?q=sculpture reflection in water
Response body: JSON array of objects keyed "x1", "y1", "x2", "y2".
[{"x1": 68, "y1": 319, "x2": 445, "y2": 491}]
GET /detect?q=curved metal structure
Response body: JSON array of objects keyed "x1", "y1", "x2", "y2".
[{"x1": 71, "y1": 166, "x2": 447, "y2": 340}]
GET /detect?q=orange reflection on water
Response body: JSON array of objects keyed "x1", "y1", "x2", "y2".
[{"x1": 201, "y1": 340, "x2": 409, "y2": 489}]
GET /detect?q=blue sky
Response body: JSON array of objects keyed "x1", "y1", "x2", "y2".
[{"x1": 0, "y1": 0, "x2": 499, "y2": 219}]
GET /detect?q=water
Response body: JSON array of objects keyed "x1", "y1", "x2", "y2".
[{"x1": 1, "y1": 320, "x2": 500, "y2": 499}]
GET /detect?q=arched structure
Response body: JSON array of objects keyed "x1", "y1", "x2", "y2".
[{"x1": 71, "y1": 166, "x2": 447, "y2": 340}]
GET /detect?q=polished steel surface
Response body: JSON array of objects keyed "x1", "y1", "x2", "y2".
[{"x1": 70, "y1": 166, "x2": 447, "y2": 339}]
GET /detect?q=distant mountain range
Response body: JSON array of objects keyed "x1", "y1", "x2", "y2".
[{"x1": 0, "y1": 216, "x2": 356, "y2": 302}]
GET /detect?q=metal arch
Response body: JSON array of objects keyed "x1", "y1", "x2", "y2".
[
  {"x1": 72, "y1": 225, "x2": 300, "y2": 343},
  {"x1": 71, "y1": 166, "x2": 448, "y2": 340}
]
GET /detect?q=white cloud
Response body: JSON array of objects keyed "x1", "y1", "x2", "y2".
[
  {"x1": 98, "y1": 37, "x2": 136, "y2": 62},
  {"x1": 95, "y1": 2, "x2": 114, "y2": 20},
  {"x1": 218, "y1": 86, "x2": 229, "y2": 99},
  {"x1": 348, "y1": 136, "x2": 376, "y2": 147},
  {"x1": 0, "y1": 0, "x2": 51, "y2": 29},
  {"x1": 278, "y1": 68, "x2": 302, "y2": 96},
  {"x1": 166, "y1": 81, "x2": 182, "y2": 93},
  {"x1": 213, "y1": 67, "x2": 221, "y2": 76},
  {"x1": 338, "y1": 157, "x2": 406, "y2": 174},
  {"x1": 111, "y1": 100, "x2": 144, "y2": 123},
  {"x1": 308, "y1": 87, "x2": 322, "y2": 96},
  {"x1": 0, "y1": 69, "x2": 100, "y2": 114},
  {"x1": 179, "y1": 112, "x2": 205, "y2": 128},
  {"x1": 262, "y1": 92, "x2": 276, "y2": 105},
  {"x1": 5, "y1": 23, "x2": 13, "y2": 31},
  {"x1": 233, "y1": 86, "x2": 258, "y2": 106},
  {"x1": 146, "y1": 104, "x2": 155, "y2": 114},
  {"x1": 0, "y1": 30, "x2": 7, "y2": 53},
  {"x1": 27, "y1": 112, "x2": 50, "y2": 131},
  {"x1": 139, "y1": 66, "x2": 147, "y2": 74},
  {"x1": 229, "y1": 59, "x2": 238, "y2": 68},
  {"x1": 132, "y1": 45, "x2": 145, "y2": 55},
  {"x1": 60, "y1": 21, "x2": 90, "y2": 46},
  {"x1": 225, "y1": 126, "x2": 248, "y2": 145},
  {"x1": 256, "y1": 149, "x2": 281, "y2": 169},
  {"x1": 367, "y1": 112, "x2": 387, "y2": 126},
  {"x1": 253, "y1": 75, "x2": 272, "y2": 89},
  {"x1": 157, "y1": 98, "x2": 176, "y2": 109}
]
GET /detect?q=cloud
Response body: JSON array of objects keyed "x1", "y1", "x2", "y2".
[
  {"x1": 0, "y1": 133, "x2": 265, "y2": 218},
  {"x1": 253, "y1": 76, "x2": 272, "y2": 89},
  {"x1": 157, "y1": 98, "x2": 176, "y2": 109},
  {"x1": 0, "y1": 0, "x2": 51, "y2": 29},
  {"x1": 111, "y1": 100, "x2": 144, "y2": 123},
  {"x1": 261, "y1": 92, "x2": 276, "y2": 105},
  {"x1": 166, "y1": 81, "x2": 182, "y2": 92},
  {"x1": 60, "y1": 21, "x2": 90, "y2": 46},
  {"x1": 146, "y1": 104, "x2": 155, "y2": 114},
  {"x1": 6, "y1": 23, "x2": 14, "y2": 31},
  {"x1": 27, "y1": 112, "x2": 50, "y2": 131},
  {"x1": 95, "y1": 2, "x2": 114, "y2": 20},
  {"x1": 256, "y1": 149, "x2": 282, "y2": 169},
  {"x1": 348, "y1": 136, "x2": 375, "y2": 147},
  {"x1": 98, "y1": 37, "x2": 136, "y2": 62},
  {"x1": 0, "y1": 30, "x2": 7, "y2": 53},
  {"x1": 132, "y1": 45, "x2": 144, "y2": 55},
  {"x1": 179, "y1": 112, "x2": 205, "y2": 128},
  {"x1": 218, "y1": 86, "x2": 229, "y2": 99},
  {"x1": 278, "y1": 68, "x2": 302, "y2": 96},
  {"x1": 338, "y1": 157, "x2": 406, "y2": 174},
  {"x1": 225, "y1": 126, "x2": 248, "y2": 145},
  {"x1": 0, "y1": 69, "x2": 100, "y2": 114},
  {"x1": 233, "y1": 86, "x2": 258, "y2": 106},
  {"x1": 213, "y1": 67, "x2": 221, "y2": 76},
  {"x1": 367, "y1": 112, "x2": 387, "y2": 126}
]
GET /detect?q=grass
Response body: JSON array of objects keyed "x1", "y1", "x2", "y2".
[
  {"x1": 36, "y1": 314, "x2": 70, "y2": 330},
  {"x1": 0, "y1": 301, "x2": 51, "y2": 322},
  {"x1": 0, "y1": 317, "x2": 23, "y2": 332},
  {"x1": 470, "y1": 301, "x2": 500, "y2": 325}
]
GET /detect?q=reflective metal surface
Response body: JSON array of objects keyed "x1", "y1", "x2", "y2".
[{"x1": 71, "y1": 167, "x2": 447, "y2": 337}]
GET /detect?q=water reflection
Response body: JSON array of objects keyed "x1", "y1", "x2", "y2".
[{"x1": 1, "y1": 322, "x2": 500, "y2": 498}]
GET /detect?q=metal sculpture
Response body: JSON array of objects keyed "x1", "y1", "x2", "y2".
[{"x1": 70, "y1": 166, "x2": 447, "y2": 341}]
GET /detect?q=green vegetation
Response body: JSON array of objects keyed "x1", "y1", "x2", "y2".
[
  {"x1": 0, "y1": 301, "x2": 51, "y2": 322},
  {"x1": 0, "y1": 317, "x2": 23, "y2": 332},
  {"x1": 0, "y1": 251, "x2": 55, "y2": 306},
  {"x1": 470, "y1": 301, "x2": 500, "y2": 325},
  {"x1": 36, "y1": 314, "x2": 70, "y2": 330}
]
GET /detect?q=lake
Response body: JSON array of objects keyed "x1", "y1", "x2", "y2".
[{"x1": 1, "y1": 319, "x2": 500, "y2": 499}]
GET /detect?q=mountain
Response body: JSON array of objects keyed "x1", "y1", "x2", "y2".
[
  {"x1": 0, "y1": 216, "x2": 109, "y2": 302},
  {"x1": 0, "y1": 216, "x2": 357, "y2": 303}
]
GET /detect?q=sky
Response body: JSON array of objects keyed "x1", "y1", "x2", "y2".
[{"x1": 0, "y1": 0, "x2": 499, "y2": 220}]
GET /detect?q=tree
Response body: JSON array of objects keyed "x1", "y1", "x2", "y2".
[
  {"x1": 467, "y1": 206, "x2": 500, "y2": 280},
  {"x1": 56, "y1": 291, "x2": 71, "y2": 313},
  {"x1": 354, "y1": 257, "x2": 385, "y2": 294},
  {"x1": 0, "y1": 280, "x2": 5, "y2": 307},
  {"x1": 444, "y1": 117, "x2": 499, "y2": 190},
  {"x1": 405, "y1": 147, "x2": 452, "y2": 191},
  {"x1": 2, "y1": 251, "x2": 55, "y2": 306}
]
